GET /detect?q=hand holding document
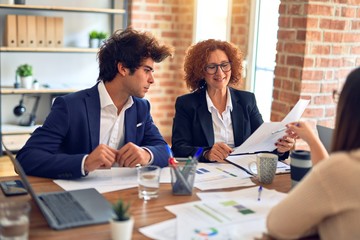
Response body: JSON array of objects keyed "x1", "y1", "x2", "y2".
[{"x1": 232, "y1": 99, "x2": 310, "y2": 155}]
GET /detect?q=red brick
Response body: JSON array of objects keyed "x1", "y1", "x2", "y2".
[
  {"x1": 306, "y1": 5, "x2": 333, "y2": 16},
  {"x1": 352, "y1": 20, "x2": 360, "y2": 30},
  {"x1": 314, "y1": 95, "x2": 333, "y2": 104},
  {"x1": 292, "y1": 17, "x2": 307, "y2": 29},
  {"x1": 319, "y1": 19, "x2": 347, "y2": 30},
  {"x1": 302, "y1": 108, "x2": 324, "y2": 118},
  {"x1": 284, "y1": 43, "x2": 305, "y2": 54},
  {"x1": 277, "y1": 30, "x2": 296, "y2": 41},
  {"x1": 342, "y1": 7, "x2": 356, "y2": 17},
  {"x1": 301, "y1": 82, "x2": 321, "y2": 93},
  {"x1": 302, "y1": 70, "x2": 324, "y2": 81},
  {"x1": 309, "y1": 45, "x2": 331, "y2": 55},
  {"x1": 286, "y1": 56, "x2": 304, "y2": 66}
]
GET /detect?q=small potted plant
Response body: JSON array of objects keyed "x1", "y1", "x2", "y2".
[
  {"x1": 110, "y1": 199, "x2": 134, "y2": 240},
  {"x1": 16, "y1": 64, "x2": 33, "y2": 89},
  {"x1": 89, "y1": 30, "x2": 99, "y2": 48},
  {"x1": 97, "y1": 31, "x2": 108, "y2": 47}
]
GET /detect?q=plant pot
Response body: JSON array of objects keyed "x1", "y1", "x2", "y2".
[
  {"x1": 20, "y1": 76, "x2": 33, "y2": 89},
  {"x1": 98, "y1": 38, "x2": 106, "y2": 47},
  {"x1": 89, "y1": 38, "x2": 99, "y2": 48},
  {"x1": 110, "y1": 217, "x2": 134, "y2": 240}
]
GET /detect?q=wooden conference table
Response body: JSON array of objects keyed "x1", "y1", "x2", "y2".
[{"x1": 0, "y1": 173, "x2": 292, "y2": 240}]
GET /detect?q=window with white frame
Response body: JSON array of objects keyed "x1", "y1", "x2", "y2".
[{"x1": 194, "y1": 0, "x2": 231, "y2": 42}]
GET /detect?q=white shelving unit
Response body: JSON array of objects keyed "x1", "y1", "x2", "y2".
[{"x1": 0, "y1": 1, "x2": 128, "y2": 154}]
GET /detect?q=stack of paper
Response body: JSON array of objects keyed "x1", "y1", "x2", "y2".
[{"x1": 139, "y1": 187, "x2": 287, "y2": 240}]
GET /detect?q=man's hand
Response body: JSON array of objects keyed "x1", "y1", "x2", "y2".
[
  {"x1": 116, "y1": 142, "x2": 151, "y2": 167},
  {"x1": 84, "y1": 144, "x2": 117, "y2": 172},
  {"x1": 204, "y1": 142, "x2": 233, "y2": 163}
]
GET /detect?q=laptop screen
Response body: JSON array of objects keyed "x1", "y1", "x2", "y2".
[{"x1": 316, "y1": 125, "x2": 333, "y2": 153}]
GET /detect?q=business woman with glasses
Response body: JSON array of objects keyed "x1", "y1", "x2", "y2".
[{"x1": 171, "y1": 39, "x2": 295, "y2": 162}]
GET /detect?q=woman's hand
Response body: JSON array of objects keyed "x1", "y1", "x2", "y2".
[
  {"x1": 275, "y1": 135, "x2": 296, "y2": 153},
  {"x1": 286, "y1": 121, "x2": 318, "y2": 144},
  {"x1": 204, "y1": 142, "x2": 233, "y2": 162}
]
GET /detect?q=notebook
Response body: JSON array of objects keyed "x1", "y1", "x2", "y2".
[
  {"x1": 316, "y1": 125, "x2": 333, "y2": 153},
  {"x1": 2, "y1": 142, "x2": 114, "y2": 230}
]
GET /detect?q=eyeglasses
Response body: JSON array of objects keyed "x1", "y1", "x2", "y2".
[{"x1": 204, "y1": 62, "x2": 231, "y2": 75}]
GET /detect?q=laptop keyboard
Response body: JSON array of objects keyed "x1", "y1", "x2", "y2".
[{"x1": 40, "y1": 192, "x2": 93, "y2": 225}]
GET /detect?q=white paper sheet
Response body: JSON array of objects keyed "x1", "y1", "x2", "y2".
[
  {"x1": 54, "y1": 168, "x2": 139, "y2": 193},
  {"x1": 163, "y1": 187, "x2": 287, "y2": 240},
  {"x1": 232, "y1": 99, "x2": 310, "y2": 155},
  {"x1": 139, "y1": 219, "x2": 177, "y2": 240}
]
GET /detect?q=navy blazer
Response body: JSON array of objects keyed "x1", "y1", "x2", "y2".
[
  {"x1": 171, "y1": 87, "x2": 288, "y2": 161},
  {"x1": 17, "y1": 83, "x2": 168, "y2": 179}
]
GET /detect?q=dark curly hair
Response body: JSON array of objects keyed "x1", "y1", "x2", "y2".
[
  {"x1": 97, "y1": 28, "x2": 173, "y2": 82},
  {"x1": 183, "y1": 39, "x2": 243, "y2": 91}
]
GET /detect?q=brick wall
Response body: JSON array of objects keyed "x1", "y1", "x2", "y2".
[
  {"x1": 230, "y1": 0, "x2": 251, "y2": 90},
  {"x1": 128, "y1": 0, "x2": 360, "y2": 148},
  {"x1": 273, "y1": 0, "x2": 360, "y2": 149},
  {"x1": 129, "y1": 0, "x2": 193, "y2": 144},
  {"x1": 128, "y1": 0, "x2": 251, "y2": 144}
]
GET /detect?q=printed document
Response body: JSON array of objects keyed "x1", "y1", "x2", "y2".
[
  {"x1": 138, "y1": 187, "x2": 287, "y2": 240},
  {"x1": 232, "y1": 99, "x2": 310, "y2": 155}
]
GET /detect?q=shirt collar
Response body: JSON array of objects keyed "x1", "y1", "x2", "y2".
[
  {"x1": 98, "y1": 80, "x2": 133, "y2": 109},
  {"x1": 206, "y1": 87, "x2": 233, "y2": 112}
]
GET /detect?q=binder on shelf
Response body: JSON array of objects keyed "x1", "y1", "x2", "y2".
[
  {"x1": 36, "y1": 16, "x2": 46, "y2": 47},
  {"x1": 4, "y1": 15, "x2": 17, "y2": 47},
  {"x1": 54, "y1": 17, "x2": 64, "y2": 48},
  {"x1": 45, "y1": 16, "x2": 55, "y2": 47},
  {"x1": 17, "y1": 15, "x2": 28, "y2": 47},
  {"x1": 26, "y1": 15, "x2": 37, "y2": 48}
]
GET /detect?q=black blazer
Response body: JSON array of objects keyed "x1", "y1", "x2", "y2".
[{"x1": 171, "y1": 87, "x2": 288, "y2": 161}]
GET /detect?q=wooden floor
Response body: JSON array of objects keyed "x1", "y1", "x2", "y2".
[{"x1": 0, "y1": 155, "x2": 17, "y2": 177}]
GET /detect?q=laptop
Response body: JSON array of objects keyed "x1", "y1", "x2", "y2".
[
  {"x1": 316, "y1": 125, "x2": 334, "y2": 153},
  {"x1": 2, "y1": 142, "x2": 114, "y2": 230}
]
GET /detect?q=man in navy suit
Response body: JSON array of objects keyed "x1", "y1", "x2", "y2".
[{"x1": 17, "y1": 28, "x2": 173, "y2": 179}]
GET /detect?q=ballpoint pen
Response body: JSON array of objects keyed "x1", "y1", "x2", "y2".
[
  {"x1": 272, "y1": 122, "x2": 301, "y2": 134},
  {"x1": 271, "y1": 127, "x2": 286, "y2": 135},
  {"x1": 257, "y1": 186, "x2": 263, "y2": 201},
  {"x1": 167, "y1": 145, "x2": 192, "y2": 194}
]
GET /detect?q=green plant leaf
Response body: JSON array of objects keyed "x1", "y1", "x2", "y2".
[
  {"x1": 112, "y1": 199, "x2": 131, "y2": 221},
  {"x1": 16, "y1": 64, "x2": 33, "y2": 77}
]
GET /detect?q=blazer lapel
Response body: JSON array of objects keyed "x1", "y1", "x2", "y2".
[
  {"x1": 198, "y1": 91, "x2": 214, "y2": 146},
  {"x1": 124, "y1": 102, "x2": 137, "y2": 143},
  {"x1": 85, "y1": 85, "x2": 101, "y2": 150},
  {"x1": 230, "y1": 88, "x2": 245, "y2": 146}
]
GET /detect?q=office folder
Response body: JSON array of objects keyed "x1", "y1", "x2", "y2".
[
  {"x1": 45, "y1": 16, "x2": 55, "y2": 47},
  {"x1": 17, "y1": 15, "x2": 28, "y2": 47},
  {"x1": 36, "y1": 16, "x2": 46, "y2": 47},
  {"x1": 54, "y1": 17, "x2": 64, "y2": 47},
  {"x1": 26, "y1": 15, "x2": 37, "y2": 47},
  {"x1": 4, "y1": 15, "x2": 17, "y2": 47}
]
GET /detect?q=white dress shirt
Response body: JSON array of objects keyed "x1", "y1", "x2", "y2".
[
  {"x1": 206, "y1": 88, "x2": 235, "y2": 148},
  {"x1": 81, "y1": 81, "x2": 153, "y2": 175}
]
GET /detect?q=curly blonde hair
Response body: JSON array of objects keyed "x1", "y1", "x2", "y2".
[{"x1": 183, "y1": 39, "x2": 243, "y2": 91}]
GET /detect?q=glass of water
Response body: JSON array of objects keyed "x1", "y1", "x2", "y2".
[
  {"x1": 137, "y1": 165, "x2": 161, "y2": 201},
  {"x1": 0, "y1": 201, "x2": 31, "y2": 240}
]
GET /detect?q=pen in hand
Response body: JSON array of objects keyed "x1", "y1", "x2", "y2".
[
  {"x1": 271, "y1": 127, "x2": 286, "y2": 135},
  {"x1": 257, "y1": 186, "x2": 263, "y2": 201}
]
